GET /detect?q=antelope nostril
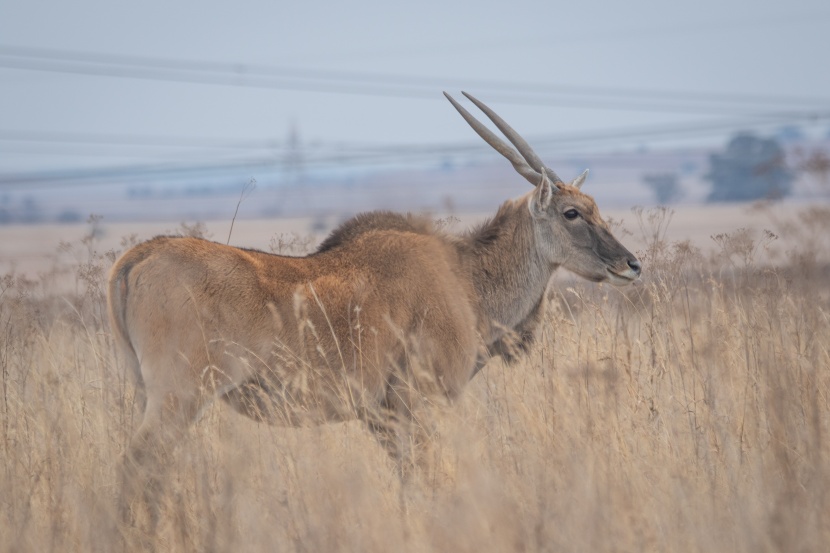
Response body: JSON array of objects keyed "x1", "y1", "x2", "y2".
[{"x1": 628, "y1": 259, "x2": 642, "y2": 274}]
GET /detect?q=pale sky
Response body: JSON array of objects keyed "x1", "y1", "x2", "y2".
[{"x1": 1, "y1": 0, "x2": 829, "y2": 181}]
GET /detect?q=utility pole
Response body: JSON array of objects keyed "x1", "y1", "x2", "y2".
[{"x1": 283, "y1": 121, "x2": 306, "y2": 213}]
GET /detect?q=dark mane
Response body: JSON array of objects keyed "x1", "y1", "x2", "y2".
[
  {"x1": 315, "y1": 210, "x2": 436, "y2": 253},
  {"x1": 464, "y1": 200, "x2": 519, "y2": 250}
]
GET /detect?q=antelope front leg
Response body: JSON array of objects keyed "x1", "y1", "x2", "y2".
[{"x1": 362, "y1": 373, "x2": 446, "y2": 485}]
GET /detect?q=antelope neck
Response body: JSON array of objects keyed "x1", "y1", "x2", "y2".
[{"x1": 463, "y1": 200, "x2": 555, "y2": 342}]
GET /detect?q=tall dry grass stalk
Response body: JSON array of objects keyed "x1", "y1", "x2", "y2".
[{"x1": 1, "y1": 208, "x2": 828, "y2": 552}]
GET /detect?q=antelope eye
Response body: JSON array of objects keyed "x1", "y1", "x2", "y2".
[{"x1": 563, "y1": 209, "x2": 579, "y2": 220}]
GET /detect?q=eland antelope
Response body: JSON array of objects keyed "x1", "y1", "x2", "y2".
[{"x1": 108, "y1": 92, "x2": 641, "y2": 521}]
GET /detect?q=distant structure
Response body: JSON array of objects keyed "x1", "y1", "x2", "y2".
[
  {"x1": 278, "y1": 121, "x2": 306, "y2": 213},
  {"x1": 283, "y1": 121, "x2": 304, "y2": 186}
]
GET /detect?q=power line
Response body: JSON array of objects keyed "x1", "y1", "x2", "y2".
[
  {"x1": 1, "y1": 44, "x2": 828, "y2": 116},
  {"x1": 1, "y1": 42, "x2": 827, "y2": 187},
  {"x1": 3, "y1": 44, "x2": 826, "y2": 106},
  {"x1": 0, "y1": 129, "x2": 286, "y2": 160},
  {"x1": 1, "y1": 100, "x2": 826, "y2": 160},
  {"x1": 2, "y1": 109, "x2": 826, "y2": 188},
  {"x1": 0, "y1": 129, "x2": 284, "y2": 150}
]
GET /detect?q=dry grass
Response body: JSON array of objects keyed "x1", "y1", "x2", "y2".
[{"x1": 1, "y1": 206, "x2": 829, "y2": 552}]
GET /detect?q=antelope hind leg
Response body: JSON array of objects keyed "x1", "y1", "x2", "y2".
[{"x1": 119, "y1": 386, "x2": 204, "y2": 545}]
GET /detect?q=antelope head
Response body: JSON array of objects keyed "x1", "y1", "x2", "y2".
[{"x1": 445, "y1": 92, "x2": 641, "y2": 286}]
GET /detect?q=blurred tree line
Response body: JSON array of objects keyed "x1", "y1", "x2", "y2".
[
  {"x1": 705, "y1": 132, "x2": 793, "y2": 202},
  {"x1": 643, "y1": 131, "x2": 801, "y2": 205}
]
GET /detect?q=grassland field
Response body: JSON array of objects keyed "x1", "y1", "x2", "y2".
[{"x1": 1, "y1": 200, "x2": 829, "y2": 552}]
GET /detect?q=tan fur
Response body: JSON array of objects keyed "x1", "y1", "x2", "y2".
[{"x1": 109, "y1": 100, "x2": 641, "y2": 528}]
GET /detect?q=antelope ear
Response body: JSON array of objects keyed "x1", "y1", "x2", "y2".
[
  {"x1": 571, "y1": 169, "x2": 589, "y2": 189},
  {"x1": 530, "y1": 171, "x2": 555, "y2": 214}
]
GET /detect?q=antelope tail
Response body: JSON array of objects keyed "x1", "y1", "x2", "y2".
[{"x1": 107, "y1": 261, "x2": 144, "y2": 400}]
